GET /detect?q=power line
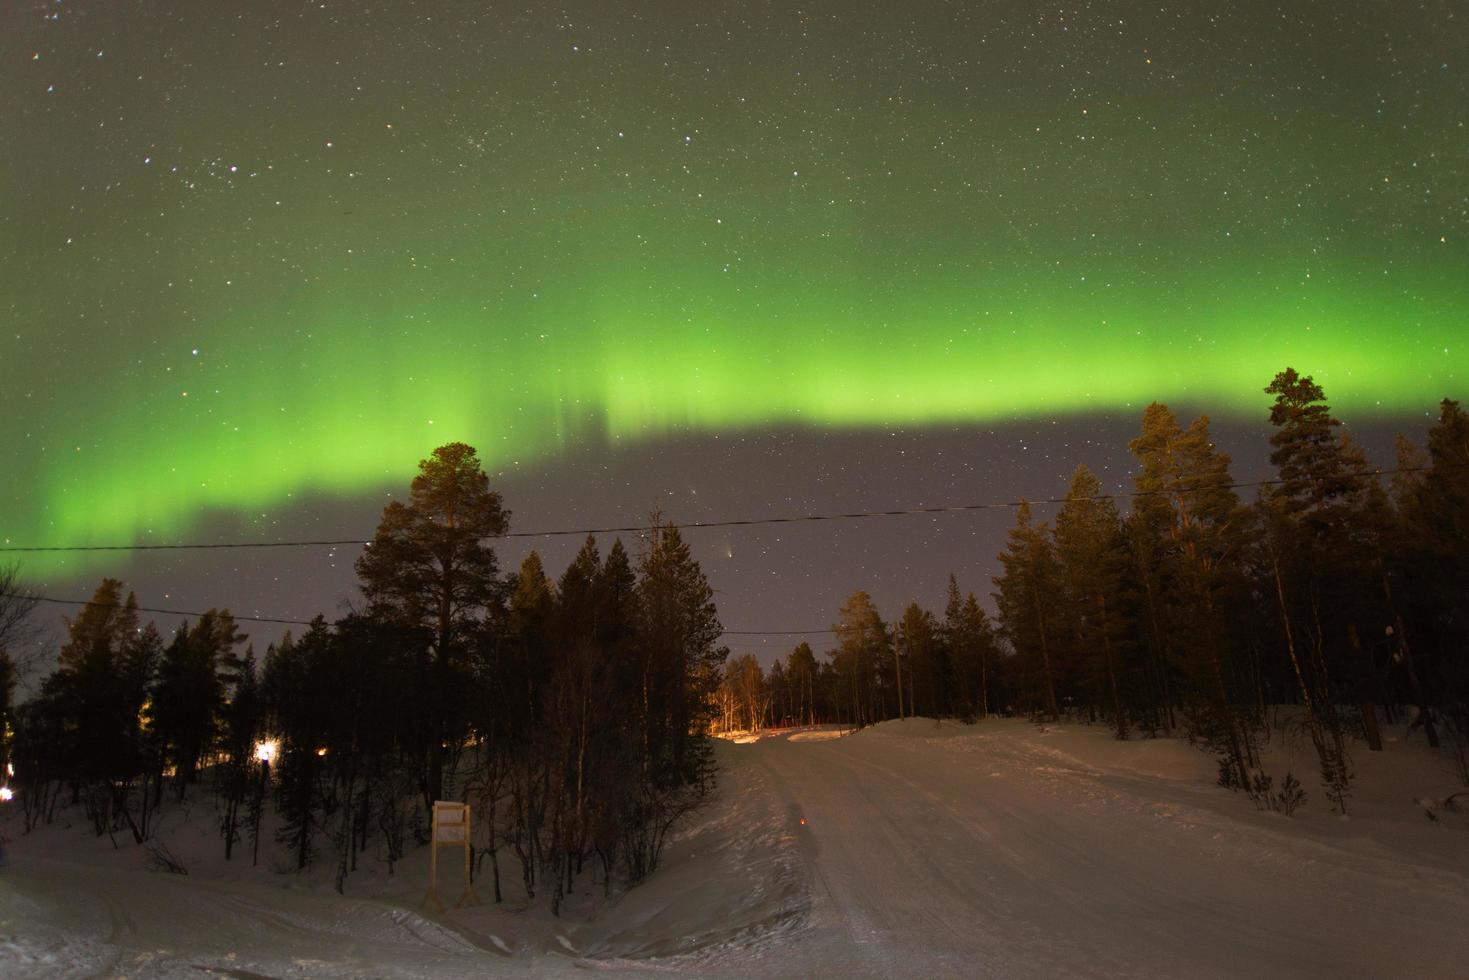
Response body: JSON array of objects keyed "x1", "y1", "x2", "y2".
[
  {"x1": 722, "y1": 628, "x2": 840, "y2": 636},
  {"x1": 3, "y1": 592, "x2": 316, "y2": 627},
  {"x1": 0, "y1": 464, "x2": 1439, "y2": 556},
  {"x1": 3, "y1": 591, "x2": 836, "y2": 636},
  {"x1": 3, "y1": 456, "x2": 1450, "y2": 640},
  {"x1": 2, "y1": 461, "x2": 1451, "y2": 640}
]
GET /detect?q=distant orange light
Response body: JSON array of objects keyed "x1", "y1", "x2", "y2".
[{"x1": 799, "y1": 818, "x2": 806, "y2": 826}]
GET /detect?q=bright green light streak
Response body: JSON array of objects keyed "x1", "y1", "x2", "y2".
[{"x1": 6, "y1": 249, "x2": 1465, "y2": 576}]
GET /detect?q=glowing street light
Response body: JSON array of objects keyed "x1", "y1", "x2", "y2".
[
  {"x1": 0, "y1": 786, "x2": 13, "y2": 802},
  {"x1": 251, "y1": 738, "x2": 277, "y2": 867}
]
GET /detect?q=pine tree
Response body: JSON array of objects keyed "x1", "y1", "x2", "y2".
[
  {"x1": 555, "y1": 537, "x2": 601, "y2": 643},
  {"x1": 45, "y1": 580, "x2": 149, "y2": 838},
  {"x1": 636, "y1": 523, "x2": 724, "y2": 783},
  {"x1": 598, "y1": 539, "x2": 639, "y2": 649},
  {"x1": 0, "y1": 563, "x2": 38, "y2": 664},
  {"x1": 786, "y1": 642, "x2": 819, "y2": 726},
  {"x1": 1265, "y1": 369, "x2": 1368, "y2": 537},
  {"x1": 832, "y1": 590, "x2": 887, "y2": 727},
  {"x1": 1129, "y1": 403, "x2": 1257, "y2": 789},
  {"x1": 151, "y1": 610, "x2": 243, "y2": 798},
  {"x1": 1054, "y1": 465, "x2": 1132, "y2": 737},
  {"x1": 508, "y1": 549, "x2": 556, "y2": 730},
  {"x1": 963, "y1": 593, "x2": 998, "y2": 720},
  {"x1": 1262, "y1": 369, "x2": 1365, "y2": 811},
  {"x1": 1410, "y1": 400, "x2": 1469, "y2": 764},
  {"x1": 119, "y1": 624, "x2": 164, "y2": 841},
  {"x1": 355, "y1": 442, "x2": 509, "y2": 807},
  {"x1": 727, "y1": 654, "x2": 767, "y2": 731},
  {"x1": 267, "y1": 619, "x2": 334, "y2": 871},
  {"x1": 218, "y1": 649, "x2": 260, "y2": 860},
  {"x1": 993, "y1": 501, "x2": 1061, "y2": 720},
  {"x1": 551, "y1": 536, "x2": 605, "y2": 896},
  {"x1": 624, "y1": 521, "x2": 726, "y2": 882},
  {"x1": 58, "y1": 579, "x2": 137, "y2": 673},
  {"x1": 896, "y1": 603, "x2": 944, "y2": 719}
]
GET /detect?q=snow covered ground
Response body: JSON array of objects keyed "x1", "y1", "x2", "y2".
[{"x1": 4, "y1": 718, "x2": 1468, "y2": 977}]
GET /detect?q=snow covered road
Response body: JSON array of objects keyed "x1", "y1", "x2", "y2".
[{"x1": 734, "y1": 721, "x2": 1469, "y2": 978}]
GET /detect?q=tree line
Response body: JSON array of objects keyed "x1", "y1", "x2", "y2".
[
  {"x1": 0, "y1": 444, "x2": 727, "y2": 911},
  {"x1": 716, "y1": 371, "x2": 1468, "y2": 815}
]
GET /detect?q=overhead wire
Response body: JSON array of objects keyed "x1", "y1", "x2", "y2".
[
  {"x1": 0, "y1": 463, "x2": 1441, "y2": 555},
  {"x1": 3, "y1": 592, "x2": 316, "y2": 627},
  {"x1": 0, "y1": 460, "x2": 1451, "y2": 639},
  {"x1": 0, "y1": 591, "x2": 839, "y2": 635}
]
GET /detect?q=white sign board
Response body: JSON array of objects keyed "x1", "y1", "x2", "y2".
[{"x1": 433, "y1": 801, "x2": 468, "y2": 843}]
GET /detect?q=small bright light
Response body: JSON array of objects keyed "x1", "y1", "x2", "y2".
[
  {"x1": 315, "y1": 747, "x2": 328, "y2": 757},
  {"x1": 0, "y1": 786, "x2": 14, "y2": 802},
  {"x1": 254, "y1": 739, "x2": 278, "y2": 764}
]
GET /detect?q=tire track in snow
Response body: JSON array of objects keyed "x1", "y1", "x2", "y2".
[{"x1": 753, "y1": 732, "x2": 1022, "y2": 978}]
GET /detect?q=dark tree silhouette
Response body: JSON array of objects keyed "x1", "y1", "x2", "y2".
[{"x1": 355, "y1": 442, "x2": 509, "y2": 808}]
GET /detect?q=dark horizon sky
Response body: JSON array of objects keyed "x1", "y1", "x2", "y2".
[
  {"x1": 4, "y1": 1, "x2": 1464, "y2": 667},
  {"x1": 4, "y1": 407, "x2": 1432, "y2": 671}
]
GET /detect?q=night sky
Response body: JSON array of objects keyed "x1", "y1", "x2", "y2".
[{"x1": 4, "y1": 1, "x2": 1465, "y2": 661}]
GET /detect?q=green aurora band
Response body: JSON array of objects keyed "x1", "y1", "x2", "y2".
[
  {"x1": 7, "y1": 244, "x2": 1465, "y2": 573},
  {"x1": 4, "y1": 1, "x2": 1466, "y2": 575}
]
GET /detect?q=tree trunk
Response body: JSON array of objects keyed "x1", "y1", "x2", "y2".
[
  {"x1": 895, "y1": 631, "x2": 906, "y2": 721},
  {"x1": 1380, "y1": 569, "x2": 1439, "y2": 748},
  {"x1": 1031, "y1": 589, "x2": 1059, "y2": 721},
  {"x1": 1360, "y1": 702, "x2": 1383, "y2": 752}
]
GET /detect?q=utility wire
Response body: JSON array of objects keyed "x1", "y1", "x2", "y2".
[
  {"x1": 0, "y1": 464, "x2": 1439, "y2": 555},
  {"x1": 3, "y1": 591, "x2": 316, "y2": 627},
  {"x1": 0, "y1": 461, "x2": 1448, "y2": 638},
  {"x1": 1, "y1": 591, "x2": 838, "y2": 635}
]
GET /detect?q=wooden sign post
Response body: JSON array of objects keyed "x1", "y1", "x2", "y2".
[{"x1": 422, "y1": 800, "x2": 480, "y2": 912}]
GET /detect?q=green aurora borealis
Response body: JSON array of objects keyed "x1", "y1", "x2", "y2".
[{"x1": 4, "y1": 1, "x2": 1466, "y2": 577}]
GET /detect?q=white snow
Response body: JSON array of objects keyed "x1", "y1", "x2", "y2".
[{"x1": 4, "y1": 718, "x2": 1468, "y2": 977}]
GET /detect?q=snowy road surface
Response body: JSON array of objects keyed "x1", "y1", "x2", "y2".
[
  {"x1": 737, "y1": 722, "x2": 1469, "y2": 978},
  {"x1": 3, "y1": 719, "x2": 1468, "y2": 977}
]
